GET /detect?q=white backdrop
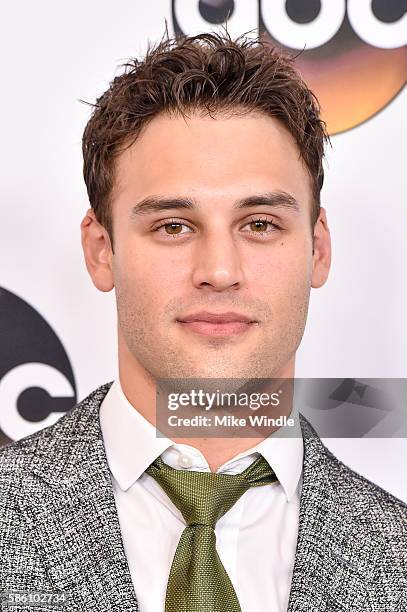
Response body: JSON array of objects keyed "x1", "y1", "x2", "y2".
[{"x1": 1, "y1": 1, "x2": 406, "y2": 500}]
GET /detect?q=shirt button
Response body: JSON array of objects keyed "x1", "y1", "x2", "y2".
[{"x1": 177, "y1": 453, "x2": 193, "y2": 468}]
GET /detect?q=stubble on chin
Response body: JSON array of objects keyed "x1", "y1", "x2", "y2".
[{"x1": 116, "y1": 277, "x2": 311, "y2": 382}]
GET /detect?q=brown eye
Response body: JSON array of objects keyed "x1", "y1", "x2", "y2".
[
  {"x1": 152, "y1": 220, "x2": 194, "y2": 238},
  {"x1": 243, "y1": 217, "x2": 279, "y2": 235},
  {"x1": 164, "y1": 223, "x2": 183, "y2": 234},
  {"x1": 250, "y1": 220, "x2": 269, "y2": 232}
]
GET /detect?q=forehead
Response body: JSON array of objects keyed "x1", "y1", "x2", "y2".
[{"x1": 114, "y1": 111, "x2": 313, "y2": 211}]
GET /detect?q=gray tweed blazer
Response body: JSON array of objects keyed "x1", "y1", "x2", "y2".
[{"x1": 0, "y1": 381, "x2": 406, "y2": 611}]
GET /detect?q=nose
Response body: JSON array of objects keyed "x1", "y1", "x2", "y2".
[{"x1": 191, "y1": 230, "x2": 245, "y2": 291}]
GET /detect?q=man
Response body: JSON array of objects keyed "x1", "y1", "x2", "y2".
[{"x1": 0, "y1": 31, "x2": 405, "y2": 612}]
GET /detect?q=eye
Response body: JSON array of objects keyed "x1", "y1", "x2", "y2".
[
  {"x1": 173, "y1": 0, "x2": 258, "y2": 40},
  {"x1": 152, "y1": 219, "x2": 193, "y2": 237},
  {"x1": 347, "y1": 0, "x2": 407, "y2": 49},
  {"x1": 242, "y1": 217, "x2": 280, "y2": 236},
  {"x1": 260, "y1": 0, "x2": 346, "y2": 50}
]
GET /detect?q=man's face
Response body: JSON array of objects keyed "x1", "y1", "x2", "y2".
[{"x1": 100, "y1": 111, "x2": 330, "y2": 380}]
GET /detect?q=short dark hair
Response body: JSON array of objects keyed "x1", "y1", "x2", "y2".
[{"x1": 82, "y1": 30, "x2": 329, "y2": 250}]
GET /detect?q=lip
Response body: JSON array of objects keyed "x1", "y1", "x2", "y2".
[
  {"x1": 176, "y1": 311, "x2": 256, "y2": 324},
  {"x1": 176, "y1": 311, "x2": 258, "y2": 337}
]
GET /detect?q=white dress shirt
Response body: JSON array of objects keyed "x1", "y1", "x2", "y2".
[{"x1": 99, "y1": 379, "x2": 303, "y2": 612}]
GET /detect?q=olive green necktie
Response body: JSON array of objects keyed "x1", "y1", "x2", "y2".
[{"x1": 145, "y1": 453, "x2": 277, "y2": 612}]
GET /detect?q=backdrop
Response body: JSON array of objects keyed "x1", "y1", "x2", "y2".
[{"x1": 1, "y1": 1, "x2": 406, "y2": 500}]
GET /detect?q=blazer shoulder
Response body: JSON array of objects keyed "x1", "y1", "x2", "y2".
[
  {"x1": 301, "y1": 415, "x2": 406, "y2": 524},
  {"x1": 0, "y1": 380, "x2": 114, "y2": 481},
  {"x1": 324, "y1": 441, "x2": 407, "y2": 528}
]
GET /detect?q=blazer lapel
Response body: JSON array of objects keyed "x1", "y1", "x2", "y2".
[
  {"x1": 18, "y1": 382, "x2": 139, "y2": 611},
  {"x1": 287, "y1": 416, "x2": 382, "y2": 612}
]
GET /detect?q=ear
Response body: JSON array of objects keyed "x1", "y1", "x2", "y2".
[
  {"x1": 311, "y1": 206, "x2": 331, "y2": 288},
  {"x1": 80, "y1": 208, "x2": 114, "y2": 292}
]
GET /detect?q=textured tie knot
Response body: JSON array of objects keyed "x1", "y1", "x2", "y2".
[{"x1": 145, "y1": 453, "x2": 277, "y2": 528}]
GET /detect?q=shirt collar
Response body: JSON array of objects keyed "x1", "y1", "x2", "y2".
[{"x1": 99, "y1": 378, "x2": 303, "y2": 502}]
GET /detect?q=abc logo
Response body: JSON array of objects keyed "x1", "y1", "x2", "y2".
[
  {"x1": 172, "y1": 0, "x2": 407, "y2": 134},
  {"x1": 0, "y1": 287, "x2": 77, "y2": 446}
]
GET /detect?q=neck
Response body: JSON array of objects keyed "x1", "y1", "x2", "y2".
[{"x1": 118, "y1": 340, "x2": 295, "y2": 473}]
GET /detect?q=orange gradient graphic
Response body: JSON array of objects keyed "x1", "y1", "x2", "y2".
[
  {"x1": 296, "y1": 45, "x2": 407, "y2": 135},
  {"x1": 263, "y1": 19, "x2": 407, "y2": 136}
]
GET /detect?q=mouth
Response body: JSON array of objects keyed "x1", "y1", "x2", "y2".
[{"x1": 175, "y1": 311, "x2": 259, "y2": 337}]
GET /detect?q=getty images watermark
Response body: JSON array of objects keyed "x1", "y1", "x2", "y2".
[
  {"x1": 156, "y1": 378, "x2": 296, "y2": 438},
  {"x1": 155, "y1": 378, "x2": 407, "y2": 438},
  {"x1": 166, "y1": 386, "x2": 293, "y2": 426}
]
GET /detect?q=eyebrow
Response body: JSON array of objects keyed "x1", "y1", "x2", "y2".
[{"x1": 129, "y1": 191, "x2": 300, "y2": 219}]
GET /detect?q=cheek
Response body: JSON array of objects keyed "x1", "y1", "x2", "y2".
[
  {"x1": 248, "y1": 236, "x2": 312, "y2": 289},
  {"x1": 246, "y1": 241, "x2": 313, "y2": 331},
  {"x1": 130, "y1": 240, "x2": 192, "y2": 296},
  {"x1": 113, "y1": 244, "x2": 183, "y2": 317}
]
